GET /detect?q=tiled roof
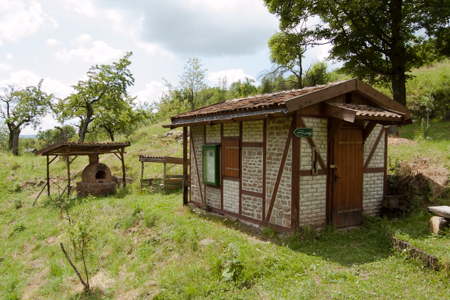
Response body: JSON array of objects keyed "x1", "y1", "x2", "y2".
[
  {"x1": 328, "y1": 103, "x2": 403, "y2": 119},
  {"x1": 35, "y1": 141, "x2": 130, "y2": 156},
  {"x1": 172, "y1": 82, "x2": 337, "y2": 120}
]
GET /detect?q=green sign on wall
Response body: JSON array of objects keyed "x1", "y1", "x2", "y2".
[{"x1": 294, "y1": 127, "x2": 313, "y2": 138}]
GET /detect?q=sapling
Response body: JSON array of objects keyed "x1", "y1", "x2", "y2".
[{"x1": 60, "y1": 196, "x2": 96, "y2": 292}]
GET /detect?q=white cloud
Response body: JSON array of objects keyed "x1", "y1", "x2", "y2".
[
  {"x1": 0, "y1": 53, "x2": 13, "y2": 70},
  {"x1": 0, "y1": 0, "x2": 58, "y2": 45},
  {"x1": 207, "y1": 69, "x2": 257, "y2": 87},
  {"x1": 134, "y1": 81, "x2": 168, "y2": 105},
  {"x1": 45, "y1": 38, "x2": 63, "y2": 46},
  {"x1": 62, "y1": 0, "x2": 96, "y2": 18},
  {"x1": 0, "y1": 70, "x2": 72, "y2": 99},
  {"x1": 55, "y1": 35, "x2": 123, "y2": 63}
]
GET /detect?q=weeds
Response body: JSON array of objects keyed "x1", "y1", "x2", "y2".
[
  {"x1": 9, "y1": 220, "x2": 25, "y2": 238},
  {"x1": 222, "y1": 243, "x2": 243, "y2": 283}
]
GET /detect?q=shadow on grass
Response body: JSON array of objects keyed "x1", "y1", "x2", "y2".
[{"x1": 194, "y1": 207, "x2": 393, "y2": 267}]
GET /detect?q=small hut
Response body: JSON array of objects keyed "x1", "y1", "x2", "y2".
[
  {"x1": 164, "y1": 79, "x2": 411, "y2": 231},
  {"x1": 35, "y1": 142, "x2": 130, "y2": 198}
]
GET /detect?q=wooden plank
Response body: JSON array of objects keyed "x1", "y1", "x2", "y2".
[
  {"x1": 241, "y1": 142, "x2": 263, "y2": 147},
  {"x1": 323, "y1": 103, "x2": 356, "y2": 123},
  {"x1": 328, "y1": 118, "x2": 344, "y2": 143},
  {"x1": 222, "y1": 139, "x2": 240, "y2": 177},
  {"x1": 241, "y1": 190, "x2": 263, "y2": 198},
  {"x1": 291, "y1": 114, "x2": 300, "y2": 229},
  {"x1": 363, "y1": 127, "x2": 385, "y2": 169},
  {"x1": 286, "y1": 79, "x2": 357, "y2": 112},
  {"x1": 262, "y1": 119, "x2": 267, "y2": 222},
  {"x1": 364, "y1": 167, "x2": 385, "y2": 173},
  {"x1": 266, "y1": 117, "x2": 295, "y2": 222}
]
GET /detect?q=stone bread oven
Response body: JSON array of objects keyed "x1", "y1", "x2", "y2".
[{"x1": 76, "y1": 154, "x2": 117, "y2": 197}]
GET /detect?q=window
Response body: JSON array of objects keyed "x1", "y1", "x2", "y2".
[{"x1": 202, "y1": 145, "x2": 220, "y2": 186}]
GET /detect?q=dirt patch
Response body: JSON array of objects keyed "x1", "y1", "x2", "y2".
[{"x1": 388, "y1": 137, "x2": 417, "y2": 146}]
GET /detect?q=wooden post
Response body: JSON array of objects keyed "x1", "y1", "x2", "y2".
[
  {"x1": 121, "y1": 150, "x2": 126, "y2": 187},
  {"x1": 163, "y1": 162, "x2": 167, "y2": 188},
  {"x1": 47, "y1": 155, "x2": 50, "y2": 196},
  {"x1": 291, "y1": 114, "x2": 300, "y2": 230},
  {"x1": 140, "y1": 161, "x2": 144, "y2": 188},
  {"x1": 66, "y1": 155, "x2": 71, "y2": 197},
  {"x1": 183, "y1": 126, "x2": 188, "y2": 205}
]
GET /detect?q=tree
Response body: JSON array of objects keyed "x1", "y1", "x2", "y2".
[
  {"x1": 37, "y1": 125, "x2": 76, "y2": 147},
  {"x1": 92, "y1": 95, "x2": 145, "y2": 141},
  {"x1": 0, "y1": 80, "x2": 52, "y2": 155},
  {"x1": 58, "y1": 52, "x2": 134, "y2": 142},
  {"x1": 179, "y1": 57, "x2": 208, "y2": 110},
  {"x1": 264, "y1": 0, "x2": 450, "y2": 107},
  {"x1": 303, "y1": 61, "x2": 330, "y2": 87},
  {"x1": 229, "y1": 77, "x2": 258, "y2": 98}
]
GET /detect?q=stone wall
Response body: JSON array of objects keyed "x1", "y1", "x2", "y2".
[
  {"x1": 206, "y1": 186, "x2": 221, "y2": 209},
  {"x1": 223, "y1": 123, "x2": 239, "y2": 137},
  {"x1": 299, "y1": 175, "x2": 327, "y2": 226},
  {"x1": 364, "y1": 124, "x2": 385, "y2": 167},
  {"x1": 242, "y1": 120, "x2": 263, "y2": 142},
  {"x1": 242, "y1": 147, "x2": 263, "y2": 193},
  {"x1": 190, "y1": 126, "x2": 204, "y2": 204},
  {"x1": 265, "y1": 117, "x2": 292, "y2": 228},
  {"x1": 300, "y1": 118, "x2": 328, "y2": 171},
  {"x1": 363, "y1": 172, "x2": 384, "y2": 216},
  {"x1": 206, "y1": 125, "x2": 221, "y2": 144},
  {"x1": 223, "y1": 179, "x2": 240, "y2": 213},
  {"x1": 242, "y1": 194, "x2": 263, "y2": 220}
]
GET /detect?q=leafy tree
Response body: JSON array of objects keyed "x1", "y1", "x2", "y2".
[
  {"x1": 37, "y1": 125, "x2": 76, "y2": 147},
  {"x1": 179, "y1": 57, "x2": 208, "y2": 110},
  {"x1": 263, "y1": 0, "x2": 450, "y2": 107},
  {"x1": 58, "y1": 52, "x2": 134, "y2": 142},
  {"x1": 92, "y1": 95, "x2": 146, "y2": 141},
  {"x1": 0, "y1": 80, "x2": 52, "y2": 155},
  {"x1": 229, "y1": 77, "x2": 258, "y2": 98},
  {"x1": 303, "y1": 61, "x2": 330, "y2": 87}
]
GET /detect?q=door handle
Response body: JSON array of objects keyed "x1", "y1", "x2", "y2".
[{"x1": 334, "y1": 174, "x2": 340, "y2": 182}]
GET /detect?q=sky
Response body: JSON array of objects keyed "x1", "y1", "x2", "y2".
[{"x1": 0, "y1": 0, "x2": 331, "y2": 135}]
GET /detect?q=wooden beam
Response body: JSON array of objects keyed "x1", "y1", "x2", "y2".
[
  {"x1": 298, "y1": 118, "x2": 327, "y2": 171},
  {"x1": 47, "y1": 155, "x2": 50, "y2": 196},
  {"x1": 286, "y1": 78, "x2": 357, "y2": 112},
  {"x1": 121, "y1": 149, "x2": 126, "y2": 187},
  {"x1": 291, "y1": 114, "x2": 300, "y2": 230},
  {"x1": 266, "y1": 118, "x2": 295, "y2": 222},
  {"x1": 323, "y1": 103, "x2": 356, "y2": 123},
  {"x1": 363, "y1": 127, "x2": 385, "y2": 169},
  {"x1": 363, "y1": 121, "x2": 377, "y2": 143},
  {"x1": 356, "y1": 79, "x2": 410, "y2": 117},
  {"x1": 328, "y1": 118, "x2": 344, "y2": 143},
  {"x1": 66, "y1": 156, "x2": 71, "y2": 197},
  {"x1": 183, "y1": 126, "x2": 188, "y2": 205}
]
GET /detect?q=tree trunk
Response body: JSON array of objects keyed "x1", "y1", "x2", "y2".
[
  {"x1": 8, "y1": 126, "x2": 20, "y2": 156},
  {"x1": 103, "y1": 126, "x2": 115, "y2": 142},
  {"x1": 78, "y1": 103, "x2": 94, "y2": 142}
]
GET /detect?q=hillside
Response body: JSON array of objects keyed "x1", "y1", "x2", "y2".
[{"x1": 1, "y1": 115, "x2": 450, "y2": 299}]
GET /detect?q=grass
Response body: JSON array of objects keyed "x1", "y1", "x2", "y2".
[
  {"x1": 1, "y1": 114, "x2": 450, "y2": 298},
  {"x1": 2, "y1": 188, "x2": 450, "y2": 299}
]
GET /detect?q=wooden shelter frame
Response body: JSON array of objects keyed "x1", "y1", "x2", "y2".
[
  {"x1": 139, "y1": 152, "x2": 190, "y2": 191},
  {"x1": 34, "y1": 142, "x2": 130, "y2": 202}
]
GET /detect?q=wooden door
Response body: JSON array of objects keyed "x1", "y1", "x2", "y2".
[{"x1": 331, "y1": 126, "x2": 363, "y2": 228}]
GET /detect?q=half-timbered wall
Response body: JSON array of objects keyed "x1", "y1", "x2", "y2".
[
  {"x1": 191, "y1": 126, "x2": 205, "y2": 204},
  {"x1": 299, "y1": 117, "x2": 328, "y2": 226},
  {"x1": 265, "y1": 117, "x2": 292, "y2": 227},
  {"x1": 188, "y1": 115, "x2": 387, "y2": 229},
  {"x1": 363, "y1": 124, "x2": 386, "y2": 216}
]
